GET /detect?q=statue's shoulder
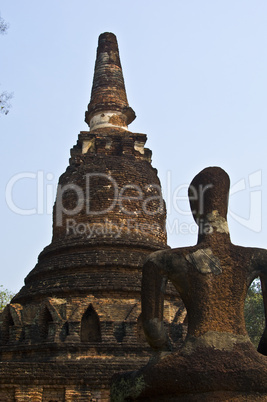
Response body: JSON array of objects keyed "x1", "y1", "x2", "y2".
[
  {"x1": 231, "y1": 243, "x2": 267, "y2": 273},
  {"x1": 145, "y1": 246, "x2": 194, "y2": 267},
  {"x1": 144, "y1": 249, "x2": 169, "y2": 265}
]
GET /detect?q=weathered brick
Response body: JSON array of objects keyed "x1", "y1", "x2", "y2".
[{"x1": 0, "y1": 32, "x2": 185, "y2": 401}]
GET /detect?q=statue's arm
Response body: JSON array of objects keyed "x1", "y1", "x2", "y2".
[
  {"x1": 258, "y1": 271, "x2": 267, "y2": 355},
  {"x1": 141, "y1": 252, "x2": 171, "y2": 351}
]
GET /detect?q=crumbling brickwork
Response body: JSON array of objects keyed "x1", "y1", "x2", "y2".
[
  {"x1": 0, "y1": 33, "x2": 185, "y2": 401},
  {"x1": 111, "y1": 167, "x2": 267, "y2": 401}
]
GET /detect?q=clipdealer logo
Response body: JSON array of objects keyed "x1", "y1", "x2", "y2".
[
  {"x1": 5, "y1": 169, "x2": 263, "y2": 234},
  {"x1": 229, "y1": 170, "x2": 262, "y2": 232}
]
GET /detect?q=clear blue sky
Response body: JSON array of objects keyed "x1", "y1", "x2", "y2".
[{"x1": 1, "y1": 0, "x2": 267, "y2": 292}]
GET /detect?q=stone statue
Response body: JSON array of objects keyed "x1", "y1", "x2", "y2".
[{"x1": 111, "y1": 167, "x2": 267, "y2": 401}]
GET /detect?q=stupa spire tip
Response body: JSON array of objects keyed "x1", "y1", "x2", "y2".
[{"x1": 85, "y1": 33, "x2": 136, "y2": 131}]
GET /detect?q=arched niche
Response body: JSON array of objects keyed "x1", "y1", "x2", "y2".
[
  {"x1": 59, "y1": 321, "x2": 70, "y2": 342},
  {"x1": 0, "y1": 306, "x2": 15, "y2": 343},
  {"x1": 80, "y1": 304, "x2": 101, "y2": 342},
  {"x1": 39, "y1": 306, "x2": 53, "y2": 340},
  {"x1": 114, "y1": 322, "x2": 126, "y2": 342}
]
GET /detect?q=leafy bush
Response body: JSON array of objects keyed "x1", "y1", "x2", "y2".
[
  {"x1": 0, "y1": 285, "x2": 14, "y2": 312},
  {"x1": 244, "y1": 279, "x2": 265, "y2": 348}
]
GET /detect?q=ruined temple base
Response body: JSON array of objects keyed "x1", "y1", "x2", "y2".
[
  {"x1": 136, "y1": 391, "x2": 267, "y2": 401},
  {"x1": 0, "y1": 386, "x2": 110, "y2": 402},
  {"x1": 0, "y1": 362, "x2": 109, "y2": 401},
  {"x1": 111, "y1": 341, "x2": 267, "y2": 401},
  {"x1": 0, "y1": 357, "x2": 147, "y2": 402}
]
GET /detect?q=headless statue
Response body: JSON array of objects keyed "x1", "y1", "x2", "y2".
[{"x1": 111, "y1": 167, "x2": 267, "y2": 401}]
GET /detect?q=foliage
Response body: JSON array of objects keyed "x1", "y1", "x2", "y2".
[
  {"x1": 0, "y1": 285, "x2": 14, "y2": 312},
  {"x1": 0, "y1": 14, "x2": 12, "y2": 115},
  {"x1": 244, "y1": 279, "x2": 265, "y2": 348},
  {"x1": 0, "y1": 15, "x2": 9, "y2": 34},
  {"x1": 0, "y1": 90, "x2": 13, "y2": 115},
  {"x1": 110, "y1": 375, "x2": 145, "y2": 402}
]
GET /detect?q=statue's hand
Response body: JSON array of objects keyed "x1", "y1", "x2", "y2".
[{"x1": 143, "y1": 318, "x2": 172, "y2": 351}]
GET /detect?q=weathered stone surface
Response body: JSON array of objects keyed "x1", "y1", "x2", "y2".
[
  {"x1": 0, "y1": 33, "x2": 185, "y2": 400},
  {"x1": 111, "y1": 167, "x2": 267, "y2": 401},
  {"x1": 85, "y1": 32, "x2": 136, "y2": 129}
]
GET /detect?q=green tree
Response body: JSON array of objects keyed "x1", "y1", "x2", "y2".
[
  {"x1": 0, "y1": 90, "x2": 13, "y2": 115},
  {"x1": 0, "y1": 15, "x2": 8, "y2": 33},
  {"x1": 0, "y1": 14, "x2": 12, "y2": 115},
  {"x1": 244, "y1": 279, "x2": 265, "y2": 348},
  {"x1": 0, "y1": 285, "x2": 14, "y2": 312}
]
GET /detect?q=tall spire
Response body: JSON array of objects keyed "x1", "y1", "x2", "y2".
[
  {"x1": 0, "y1": 32, "x2": 182, "y2": 402},
  {"x1": 85, "y1": 32, "x2": 136, "y2": 131}
]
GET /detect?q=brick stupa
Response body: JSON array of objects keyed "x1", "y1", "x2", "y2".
[{"x1": 0, "y1": 33, "x2": 185, "y2": 401}]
